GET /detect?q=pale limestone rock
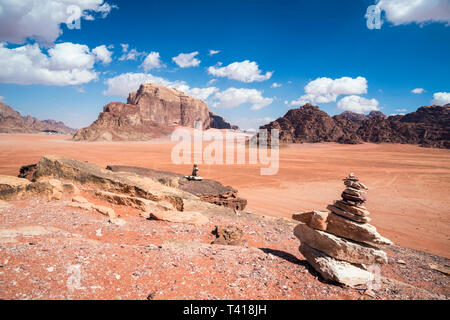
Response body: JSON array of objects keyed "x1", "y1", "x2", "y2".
[
  {"x1": 294, "y1": 223, "x2": 388, "y2": 265},
  {"x1": 299, "y1": 243, "x2": 374, "y2": 287},
  {"x1": 109, "y1": 217, "x2": 126, "y2": 226},
  {"x1": 150, "y1": 210, "x2": 209, "y2": 226},
  {"x1": 72, "y1": 196, "x2": 89, "y2": 204},
  {"x1": 94, "y1": 190, "x2": 173, "y2": 212},
  {"x1": 0, "y1": 175, "x2": 31, "y2": 191}
]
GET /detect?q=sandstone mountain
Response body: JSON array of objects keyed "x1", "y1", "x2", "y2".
[
  {"x1": 0, "y1": 101, "x2": 76, "y2": 135},
  {"x1": 73, "y1": 83, "x2": 235, "y2": 141},
  {"x1": 260, "y1": 103, "x2": 450, "y2": 149}
]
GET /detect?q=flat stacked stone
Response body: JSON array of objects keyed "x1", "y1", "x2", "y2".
[{"x1": 293, "y1": 173, "x2": 393, "y2": 287}]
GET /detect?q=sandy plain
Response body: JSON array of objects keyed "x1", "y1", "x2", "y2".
[{"x1": 0, "y1": 133, "x2": 449, "y2": 258}]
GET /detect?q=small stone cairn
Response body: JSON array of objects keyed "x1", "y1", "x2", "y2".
[
  {"x1": 292, "y1": 173, "x2": 393, "y2": 287},
  {"x1": 185, "y1": 164, "x2": 203, "y2": 181}
]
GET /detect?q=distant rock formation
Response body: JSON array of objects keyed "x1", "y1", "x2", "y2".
[
  {"x1": 73, "y1": 83, "x2": 236, "y2": 141},
  {"x1": 260, "y1": 103, "x2": 450, "y2": 149},
  {"x1": 0, "y1": 101, "x2": 76, "y2": 135}
]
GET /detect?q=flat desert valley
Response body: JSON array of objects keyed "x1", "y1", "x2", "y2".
[{"x1": 1, "y1": 133, "x2": 449, "y2": 258}]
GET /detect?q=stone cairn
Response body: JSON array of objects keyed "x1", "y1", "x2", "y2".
[
  {"x1": 185, "y1": 164, "x2": 203, "y2": 181},
  {"x1": 292, "y1": 173, "x2": 393, "y2": 287}
]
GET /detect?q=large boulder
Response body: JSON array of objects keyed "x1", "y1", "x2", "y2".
[
  {"x1": 294, "y1": 223, "x2": 388, "y2": 265},
  {"x1": 149, "y1": 210, "x2": 209, "y2": 226},
  {"x1": 299, "y1": 243, "x2": 374, "y2": 287}
]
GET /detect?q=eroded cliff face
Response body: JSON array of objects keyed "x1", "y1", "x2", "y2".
[
  {"x1": 127, "y1": 84, "x2": 211, "y2": 128},
  {"x1": 73, "y1": 83, "x2": 235, "y2": 141},
  {"x1": 260, "y1": 104, "x2": 450, "y2": 149}
]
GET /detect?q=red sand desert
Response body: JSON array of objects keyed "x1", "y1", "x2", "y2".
[{"x1": 1, "y1": 133, "x2": 449, "y2": 258}]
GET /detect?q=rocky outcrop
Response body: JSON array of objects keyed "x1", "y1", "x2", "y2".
[
  {"x1": 260, "y1": 104, "x2": 450, "y2": 149},
  {"x1": 293, "y1": 173, "x2": 392, "y2": 287},
  {"x1": 0, "y1": 101, "x2": 76, "y2": 135},
  {"x1": 29, "y1": 155, "x2": 192, "y2": 211},
  {"x1": 0, "y1": 175, "x2": 64, "y2": 201},
  {"x1": 13, "y1": 155, "x2": 237, "y2": 226},
  {"x1": 106, "y1": 165, "x2": 248, "y2": 210},
  {"x1": 73, "y1": 83, "x2": 235, "y2": 141}
]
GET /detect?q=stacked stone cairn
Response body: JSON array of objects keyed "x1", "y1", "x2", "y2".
[{"x1": 292, "y1": 173, "x2": 393, "y2": 287}]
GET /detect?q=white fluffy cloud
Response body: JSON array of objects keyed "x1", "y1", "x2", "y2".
[
  {"x1": 103, "y1": 73, "x2": 184, "y2": 96},
  {"x1": 209, "y1": 50, "x2": 220, "y2": 56},
  {"x1": 118, "y1": 44, "x2": 146, "y2": 61},
  {"x1": 411, "y1": 87, "x2": 425, "y2": 94},
  {"x1": 92, "y1": 45, "x2": 113, "y2": 64},
  {"x1": 211, "y1": 88, "x2": 273, "y2": 110},
  {"x1": 0, "y1": 0, "x2": 116, "y2": 44},
  {"x1": 431, "y1": 92, "x2": 450, "y2": 105},
  {"x1": 337, "y1": 95, "x2": 379, "y2": 114},
  {"x1": 207, "y1": 60, "x2": 273, "y2": 83},
  {"x1": 377, "y1": 0, "x2": 450, "y2": 26},
  {"x1": 142, "y1": 52, "x2": 162, "y2": 71},
  {"x1": 103, "y1": 72, "x2": 218, "y2": 101},
  {"x1": 172, "y1": 51, "x2": 201, "y2": 68},
  {"x1": 291, "y1": 76, "x2": 368, "y2": 106},
  {"x1": 0, "y1": 42, "x2": 99, "y2": 85},
  {"x1": 178, "y1": 86, "x2": 219, "y2": 100},
  {"x1": 271, "y1": 82, "x2": 282, "y2": 88}
]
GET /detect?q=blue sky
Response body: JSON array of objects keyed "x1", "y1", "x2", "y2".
[{"x1": 0, "y1": 0, "x2": 449, "y2": 129}]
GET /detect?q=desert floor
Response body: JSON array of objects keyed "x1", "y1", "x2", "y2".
[{"x1": 1, "y1": 133, "x2": 449, "y2": 258}]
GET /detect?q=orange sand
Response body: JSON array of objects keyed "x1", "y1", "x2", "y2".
[{"x1": 0, "y1": 133, "x2": 449, "y2": 258}]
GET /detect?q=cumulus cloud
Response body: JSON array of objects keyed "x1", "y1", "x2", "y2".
[
  {"x1": 103, "y1": 72, "x2": 217, "y2": 101},
  {"x1": 290, "y1": 76, "x2": 368, "y2": 106},
  {"x1": 411, "y1": 87, "x2": 425, "y2": 94},
  {"x1": 209, "y1": 50, "x2": 220, "y2": 56},
  {"x1": 431, "y1": 92, "x2": 450, "y2": 105},
  {"x1": 0, "y1": 42, "x2": 99, "y2": 86},
  {"x1": 172, "y1": 51, "x2": 201, "y2": 68},
  {"x1": 175, "y1": 85, "x2": 219, "y2": 100},
  {"x1": 141, "y1": 52, "x2": 163, "y2": 71},
  {"x1": 0, "y1": 0, "x2": 116, "y2": 45},
  {"x1": 92, "y1": 45, "x2": 113, "y2": 64},
  {"x1": 271, "y1": 82, "x2": 282, "y2": 88},
  {"x1": 211, "y1": 88, "x2": 273, "y2": 110},
  {"x1": 337, "y1": 95, "x2": 379, "y2": 114},
  {"x1": 103, "y1": 73, "x2": 184, "y2": 96},
  {"x1": 207, "y1": 60, "x2": 273, "y2": 83},
  {"x1": 118, "y1": 45, "x2": 146, "y2": 61},
  {"x1": 376, "y1": 0, "x2": 450, "y2": 26}
]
